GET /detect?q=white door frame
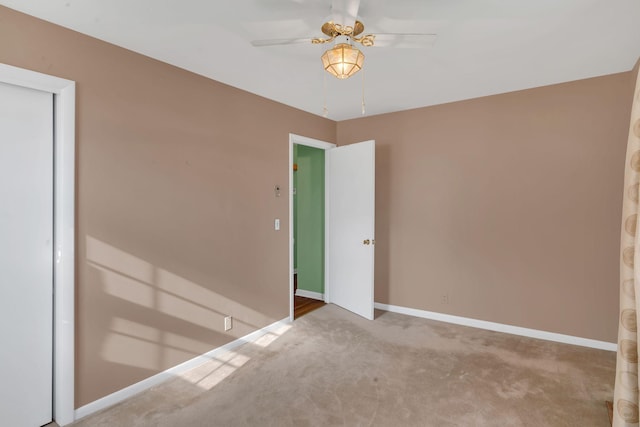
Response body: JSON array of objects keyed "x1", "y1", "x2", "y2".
[
  {"x1": 0, "y1": 63, "x2": 76, "y2": 426},
  {"x1": 288, "y1": 134, "x2": 336, "y2": 321}
]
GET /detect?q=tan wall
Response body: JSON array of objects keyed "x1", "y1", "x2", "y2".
[
  {"x1": 338, "y1": 72, "x2": 634, "y2": 343},
  {"x1": 0, "y1": 6, "x2": 335, "y2": 407},
  {"x1": 1, "y1": 3, "x2": 636, "y2": 411}
]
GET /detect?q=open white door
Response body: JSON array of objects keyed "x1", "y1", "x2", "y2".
[{"x1": 326, "y1": 140, "x2": 375, "y2": 320}]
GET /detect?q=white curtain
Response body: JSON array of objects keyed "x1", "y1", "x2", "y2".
[{"x1": 614, "y1": 65, "x2": 640, "y2": 426}]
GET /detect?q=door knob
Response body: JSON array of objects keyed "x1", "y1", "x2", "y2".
[{"x1": 363, "y1": 239, "x2": 370, "y2": 245}]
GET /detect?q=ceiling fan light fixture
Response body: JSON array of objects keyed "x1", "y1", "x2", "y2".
[{"x1": 321, "y1": 43, "x2": 364, "y2": 79}]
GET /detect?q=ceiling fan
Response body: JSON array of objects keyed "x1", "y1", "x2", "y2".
[{"x1": 250, "y1": 0, "x2": 437, "y2": 79}]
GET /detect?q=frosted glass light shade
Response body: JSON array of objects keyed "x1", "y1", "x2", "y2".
[{"x1": 321, "y1": 43, "x2": 365, "y2": 79}]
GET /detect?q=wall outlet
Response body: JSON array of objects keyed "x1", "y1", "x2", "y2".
[
  {"x1": 441, "y1": 294, "x2": 449, "y2": 304},
  {"x1": 224, "y1": 316, "x2": 232, "y2": 331}
]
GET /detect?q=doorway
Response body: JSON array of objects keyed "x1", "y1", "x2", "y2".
[
  {"x1": 0, "y1": 63, "x2": 75, "y2": 426},
  {"x1": 293, "y1": 143, "x2": 327, "y2": 318},
  {"x1": 289, "y1": 135, "x2": 335, "y2": 320}
]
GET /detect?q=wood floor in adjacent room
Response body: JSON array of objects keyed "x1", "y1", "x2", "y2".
[
  {"x1": 69, "y1": 304, "x2": 615, "y2": 427},
  {"x1": 294, "y1": 295, "x2": 325, "y2": 319}
]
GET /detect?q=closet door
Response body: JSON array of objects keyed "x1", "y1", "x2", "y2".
[{"x1": 0, "y1": 81, "x2": 54, "y2": 427}]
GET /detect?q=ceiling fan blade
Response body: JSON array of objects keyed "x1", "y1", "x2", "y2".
[
  {"x1": 371, "y1": 33, "x2": 437, "y2": 48},
  {"x1": 331, "y1": 0, "x2": 361, "y2": 29},
  {"x1": 251, "y1": 37, "x2": 315, "y2": 47}
]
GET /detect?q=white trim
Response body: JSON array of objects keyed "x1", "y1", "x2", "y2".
[
  {"x1": 288, "y1": 134, "x2": 336, "y2": 322},
  {"x1": 375, "y1": 302, "x2": 617, "y2": 352},
  {"x1": 291, "y1": 134, "x2": 336, "y2": 150},
  {"x1": 75, "y1": 317, "x2": 291, "y2": 421},
  {"x1": 295, "y1": 289, "x2": 324, "y2": 301},
  {"x1": 0, "y1": 63, "x2": 76, "y2": 426}
]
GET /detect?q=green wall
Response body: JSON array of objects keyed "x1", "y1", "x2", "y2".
[{"x1": 294, "y1": 144, "x2": 325, "y2": 294}]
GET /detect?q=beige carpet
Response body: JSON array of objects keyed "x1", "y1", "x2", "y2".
[{"x1": 71, "y1": 304, "x2": 615, "y2": 426}]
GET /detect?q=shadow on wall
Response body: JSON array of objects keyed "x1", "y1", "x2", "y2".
[{"x1": 83, "y1": 235, "x2": 282, "y2": 390}]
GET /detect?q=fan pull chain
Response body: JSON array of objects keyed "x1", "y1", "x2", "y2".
[
  {"x1": 323, "y1": 72, "x2": 329, "y2": 118},
  {"x1": 361, "y1": 68, "x2": 366, "y2": 115}
]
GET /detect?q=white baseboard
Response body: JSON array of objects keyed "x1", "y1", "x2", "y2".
[
  {"x1": 295, "y1": 289, "x2": 324, "y2": 301},
  {"x1": 74, "y1": 317, "x2": 291, "y2": 421},
  {"x1": 374, "y1": 302, "x2": 617, "y2": 352}
]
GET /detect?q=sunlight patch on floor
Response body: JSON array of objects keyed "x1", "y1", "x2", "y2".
[
  {"x1": 253, "y1": 323, "x2": 293, "y2": 348},
  {"x1": 177, "y1": 350, "x2": 250, "y2": 391},
  {"x1": 176, "y1": 322, "x2": 292, "y2": 391}
]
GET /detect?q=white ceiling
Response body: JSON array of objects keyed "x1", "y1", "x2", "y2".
[{"x1": 2, "y1": 0, "x2": 640, "y2": 120}]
